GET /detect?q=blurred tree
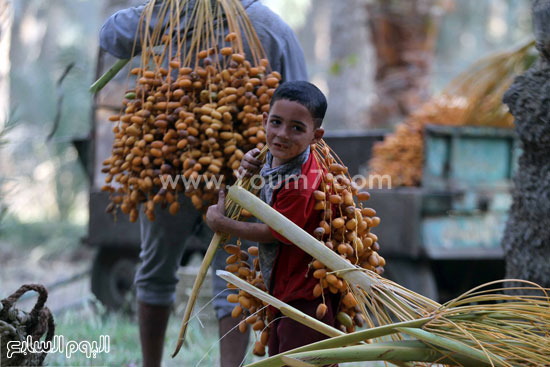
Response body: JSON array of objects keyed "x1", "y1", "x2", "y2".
[
  {"x1": 433, "y1": 0, "x2": 532, "y2": 91},
  {"x1": 367, "y1": 0, "x2": 445, "y2": 127},
  {"x1": 0, "y1": 0, "x2": 13, "y2": 227},
  {"x1": 325, "y1": 0, "x2": 376, "y2": 131},
  {"x1": 0, "y1": 0, "x2": 11, "y2": 121},
  {"x1": 0, "y1": 115, "x2": 18, "y2": 228},
  {"x1": 363, "y1": 0, "x2": 531, "y2": 128},
  {"x1": 7, "y1": 0, "x2": 100, "y2": 222}
]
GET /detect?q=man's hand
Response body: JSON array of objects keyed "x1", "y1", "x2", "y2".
[
  {"x1": 205, "y1": 189, "x2": 227, "y2": 233},
  {"x1": 237, "y1": 148, "x2": 262, "y2": 178}
]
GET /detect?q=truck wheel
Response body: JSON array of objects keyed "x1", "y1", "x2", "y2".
[
  {"x1": 91, "y1": 247, "x2": 140, "y2": 312},
  {"x1": 384, "y1": 259, "x2": 438, "y2": 301}
]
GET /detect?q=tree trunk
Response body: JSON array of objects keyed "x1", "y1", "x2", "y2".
[
  {"x1": 367, "y1": 0, "x2": 441, "y2": 128},
  {"x1": 0, "y1": 0, "x2": 12, "y2": 123},
  {"x1": 325, "y1": 0, "x2": 376, "y2": 131},
  {"x1": 501, "y1": 0, "x2": 550, "y2": 295},
  {"x1": 0, "y1": 1, "x2": 11, "y2": 224}
]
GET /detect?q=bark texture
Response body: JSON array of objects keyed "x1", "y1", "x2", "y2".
[{"x1": 501, "y1": 0, "x2": 550, "y2": 294}]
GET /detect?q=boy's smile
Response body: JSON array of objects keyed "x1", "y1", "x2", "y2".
[{"x1": 262, "y1": 99, "x2": 324, "y2": 167}]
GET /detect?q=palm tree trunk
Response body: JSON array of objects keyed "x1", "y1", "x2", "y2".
[
  {"x1": 325, "y1": 0, "x2": 375, "y2": 131},
  {"x1": 367, "y1": 0, "x2": 442, "y2": 128},
  {"x1": 501, "y1": 0, "x2": 550, "y2": 295}
]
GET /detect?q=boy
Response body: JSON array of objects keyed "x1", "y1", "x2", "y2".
[
  {"x1": 100, "y1": 2, "x2": 307, "y2": 366},
  {"x1": 206, "y1": 81, "x2": 339, "y2": 355}
]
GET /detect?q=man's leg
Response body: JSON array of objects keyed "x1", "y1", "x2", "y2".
[
  {"x1": 136, "y1": 195, "x2": 199, "y2": 367},
  {"x1": 138, "y1": 302, "x2": 171, "y2": 367},
  {"x1": 219, "y1": 315, "x2": 250, "y2": 367}
]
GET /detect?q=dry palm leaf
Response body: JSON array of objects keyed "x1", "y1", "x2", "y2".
[
  {"x1": 369, "y1": 38, "x2": 536, "y2": 187},
  {"x1": 227, "y1": 184, "x2": 550, "y2": 367}
]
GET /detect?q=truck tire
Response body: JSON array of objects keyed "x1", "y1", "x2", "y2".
[{"x1": 91, "y1": 247, "x2": 140, "y2": 311}]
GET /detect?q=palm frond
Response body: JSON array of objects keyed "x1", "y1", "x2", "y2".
[{"x1": 226, "y1": 185, "x2": 550, "y2": 367}]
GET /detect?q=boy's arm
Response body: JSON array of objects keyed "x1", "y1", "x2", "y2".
[{"x1": 206, "y1": 190, "x2": 277, "y2": 243}]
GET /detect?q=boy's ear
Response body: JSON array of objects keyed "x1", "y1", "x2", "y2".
[{"x1": 311, "y1": 127, "x2": 324, "y2": 144}]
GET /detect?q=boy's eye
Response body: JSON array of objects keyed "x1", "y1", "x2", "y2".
[
  {"x1": 292, "y1": 125, "x2": 305, "y2": 132},
  {"x1": 270, "y1": 119, "x2": 281, "y2": 126}
]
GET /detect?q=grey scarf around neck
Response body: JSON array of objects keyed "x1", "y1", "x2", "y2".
[
  {"x1": 258, "y1": 146, "x2": 310, "y2": 205},
  {"x1": 256, "y1": 146, "x2": 310, "y2": 290}
]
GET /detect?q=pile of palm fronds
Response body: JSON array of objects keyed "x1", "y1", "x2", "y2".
[
  {"x1": 173, "y1": 138, "x2": 550, "y2": 365},
  {"x1": 369, "y1": 39, "x2": 536, "y2": 187}
]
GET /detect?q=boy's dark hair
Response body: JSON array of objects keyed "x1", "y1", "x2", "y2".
[{"x1": 270, "y1": 81, "x2": 327, "y2": 128}]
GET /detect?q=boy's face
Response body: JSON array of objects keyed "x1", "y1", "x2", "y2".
[{"x1": 262, "y1": 99, "x2": 324, "y2": 166}]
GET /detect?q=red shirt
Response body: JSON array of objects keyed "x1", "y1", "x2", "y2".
[{"x1": 269, "y1": 152, "x2": 323, "y2": 303}]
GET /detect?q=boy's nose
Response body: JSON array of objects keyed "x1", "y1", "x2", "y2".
[
  {"x1": 278, "y1": 126, "x2": 292, "y2": 140},
  {"x1": 276, "y1": 134, "x2": 290, "y2": 143}
]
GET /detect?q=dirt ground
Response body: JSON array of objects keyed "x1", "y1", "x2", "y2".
[
  {"x1": 1, "y1": 240, "x2": 383, "y2": 366},
  {"x1": 0, "y1": 239, "x2": 217, "y2": 318},
  {"x1": 0, "y1": 240, "x2": 93, "y2": 313}
]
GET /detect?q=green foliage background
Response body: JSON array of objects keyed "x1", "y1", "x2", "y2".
[{"x1": 5, "y1": 1, "x2": 101, "y2": 224}]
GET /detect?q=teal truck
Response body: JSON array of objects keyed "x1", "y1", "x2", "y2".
[{"x1": 367, "y1": 124, "x2": 518, "y2": 301}]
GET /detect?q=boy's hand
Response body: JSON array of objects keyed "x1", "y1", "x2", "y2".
[
  {"x1": 205, "y1": 189, "x2": 227, "y2": 233},
  {"x1": 238, "y1": 148, "x2": 261, "y2": 178}
]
